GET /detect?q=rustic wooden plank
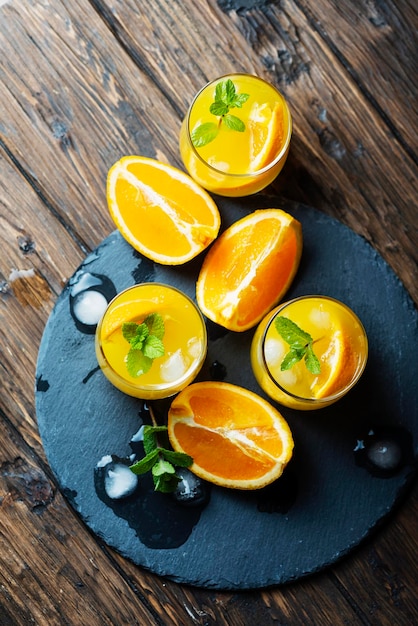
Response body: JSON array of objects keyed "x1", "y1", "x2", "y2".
[
  {"x1": 293, "y1": 0, "x2": 418, "y2": 154},
  {"x1": 0, "y1": 146, "x2": 87, "y2": 453},
  {"x1": 0, "y1": 0, "x2": 417, "y2": 624},
  {"x1": 0, "y1": 416, "x2": 169, "y2": 626},
  {"x1": 0, "y1": 0, "x2": 183, "y2": 253}
]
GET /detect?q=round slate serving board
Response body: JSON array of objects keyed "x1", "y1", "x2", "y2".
[{"x1": 35, "y1": 196, "x2": 418, "y2": 590}]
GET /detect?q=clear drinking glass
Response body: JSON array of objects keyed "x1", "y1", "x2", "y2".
[
  {"x1": 179, "y1": 73, "x2": 292, "y2": 197},
  {"x1": 250, "y1": 295, "x2": 368, "y2": 410},
  {"x1": 95, "y1": 283, "x2": 207, "y2": 400}
]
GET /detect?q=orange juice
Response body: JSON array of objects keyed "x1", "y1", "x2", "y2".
[
  {"x1": 179, "y1": 74, "x2": 292, "y2": 196},
  {"x1": 250, "y1": 296, "x2": 368, "y2": 410},
  {"x1": 95, "y1": 283, "x2": 207, "y2": 399}
]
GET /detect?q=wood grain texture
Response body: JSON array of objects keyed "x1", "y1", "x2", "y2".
[{"x1": 1, "y1": 0, "x2": 417, "y2": 624}]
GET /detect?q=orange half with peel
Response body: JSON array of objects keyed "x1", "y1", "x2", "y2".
[
  {"x1": 168, "y1": 381, "x2": 294, "y2": 490},
  {"x1": 106, "y1": 156, "x2": 221, "y2": 265},
  {"x1": 196, "y1": 208, "x2": 302, "y2": 332}
]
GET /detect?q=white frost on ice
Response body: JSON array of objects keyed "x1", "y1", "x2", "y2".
[
  {"x1": 130, "y1": 425, "x2": 145, "y2": 442},
  {"x1": 97, "y1": 454, "x2": 113, "y2": 468},
  {"x1": 73, "y1": 290, "x2": 108, "y2": 325},
  {"x1": 104, "y1": 463, "x2": 138, "y2": 499}
]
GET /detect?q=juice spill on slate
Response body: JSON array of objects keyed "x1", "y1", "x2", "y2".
[
  {"x1": 353, "y1": 423, "x2": 414, "y2": 478},
  {"x1": 94, "y1": 401, "x2": 210, "y2": 550},
  {"x1": 69, "y1": 271, "x2": 116, "y2": 334}
]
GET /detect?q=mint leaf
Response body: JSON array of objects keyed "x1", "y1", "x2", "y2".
[
  {"x1": 126, "y1": 349, "x2": 152, "y2": 377},
  {"x1": 305, "y1": 344, "x2": 321, "y2": 375},
  {"x1": 191, "y1": 79, "x2": 250, "y2": 148},
  {"x1": 154, "y1": 473, "x2": 180, "y2": 493},
  {"x1": 191, "y1": 122, "x2": 219, "y2": 147},
  {"x1": 275, "y1": 317, "x2": 312, "y2": 348},
  {"x1": 232, "y1": 92, "x2": 250, "y2": 108},
  {"x1": 210, "y1": 101, "x2": 229, "y2": 116},
  {"x1": 280, "y1": 347, "x2": 305, "y2": 371},
  {"x1": 162, "y1": 448, "x2": 193, "y2": 467},
  {"x1": 275, "y1": 316, "x2": 321, "y2": 374},
  {"x1": 223, "y1": 114, "x2": 246, "y2": 132},
  {"x1": 144, "y1": 313, "x2": 164, "y2": 340},
  {"x1": 215, "y1": 79, "x2": 235, "y2": 104},
  {"x1": 143, "y1": 334, "x2": 165, "y2": 359},
  {"x1": 130, "y1": 449, "x2": 159, "y2": 474},
  {"x1": 130, "y1": 421, "x2": 194, "y2": 494},
  {"x1": 122, "y1": 322, "x2": 140, "y2": 342},
  {"x1": 152, "y1": 458, "x2": 176, "y2": 477},
  {"x1": 143, "y1": 425, "x2": 161, "y2": 454},
  {"x1": 122, "y1": 313, "x2": 165, "y2": 377}
]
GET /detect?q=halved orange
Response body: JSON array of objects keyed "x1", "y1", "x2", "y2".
[
  {"x1": 168, "y1": 381, "x2": 294, "y2": 490},
  {"x1": 106, "y1": 156, "x2": 221, "y2": 265},
  {"x1": 196, "y1": 209, "x2": 302, "y2": 332}
]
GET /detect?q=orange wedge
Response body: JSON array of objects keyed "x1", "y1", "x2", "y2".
[
  {"x1": 248, "y1": 102, "x2": 284, "y2": 171},
  {"x1": 167, "y1": 381, "x2": 294, "y2": 490},
  {"x1": 106, "y1": 156, "x2": 221, "y2": 265},
  {"x1": 311, "y1": 329, "x2": 357, "y2": 399},
  {"x1": 196, "y1": 209, "x2": 302, "y2": 332}
]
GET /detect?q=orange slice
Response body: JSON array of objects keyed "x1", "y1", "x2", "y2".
[
  {"x1": 311, "y1": 329, "x2": 357, "y2": 399},
  {"x1": 167, "y1": 381, "x2": 294, "y2": 490},
  {"x1": 106, "y1": 156, "x2": 221, "y2": 265},
  {"x1": 196, "y1": 209, "x2": 302, "y2": 332},
  {"x1": 248, "y1": 102, "x2": 284, "y2": 172}
]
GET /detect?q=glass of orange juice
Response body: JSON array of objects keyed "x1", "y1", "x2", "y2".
[
  {"x1": 95, "y1": 283, "x2": 207, "y2": 400},
  {"x1": 250, "y1": 295, "x2": 368, "y2": 410},
  {"x1": 179, "y1": 73, "x2": 292, "y2": 197}
]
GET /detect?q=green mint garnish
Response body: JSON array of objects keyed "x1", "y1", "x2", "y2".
[
  {"x1": 122, "y1": 313, "x2": 165, "y2": 377},
  {"x1": 275, "y1": 316, "x2": 321, "y2": 375},
  {"x1": 191, "y1": 79, "x2": 250, "y2": 148},
  {"x1": 130, "y1": 416, "x2": 193, "y2": 493}
]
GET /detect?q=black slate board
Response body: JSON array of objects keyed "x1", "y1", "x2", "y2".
[{"x1": 35, "y1": 196, "x2": 418, "y2": 590}]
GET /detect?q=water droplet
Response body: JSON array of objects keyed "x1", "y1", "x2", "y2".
[
  {"x1": 209, "y1": 360, "x2": 227, "y2": 381},
  {"x1": 354, "y1": 423, "x2": 414, "y2": 478}
]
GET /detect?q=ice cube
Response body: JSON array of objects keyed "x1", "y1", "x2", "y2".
[
  {"x1": 130, "y1": 425, "x2": 145, "y2": 443},
  {"x1": 265, "y1": 338, "x2": 286, "y2": 366},
  {"x1": 187, "y1": 336, "x2": 202, "y2": 359},
  {"x1": 160, "y1": 349, "x2": 187, "y2": 382},
  {"x1": 279, "y1": 369, "x2": 298, "y2": 387},
  {"x1": 309, "y1": 307, "x2": 331, "y2": 329},
  {"x1": 72, "y1": 290, "x2": 108, "y2": 325},
  {"x1": 104, "y1": 463, "x2": 138, "y2": 499}
]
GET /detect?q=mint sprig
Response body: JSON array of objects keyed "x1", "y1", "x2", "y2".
[
  {"x1": 122, "y1": 313, "x2": 165, "y2": 377},
  {"x1": 275, "y1": 316, "x2": 321, "y2": 375},
  {"x1": 130, "y1": 410, "x2": 193, "y2": 493},
  {"x1": 191, "y1": 79, "x2": 250, "y2": 148}
]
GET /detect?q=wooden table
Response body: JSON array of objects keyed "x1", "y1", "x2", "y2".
[{"x1": 1, "y1": 1, "x2": 417, "y2": 624}]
